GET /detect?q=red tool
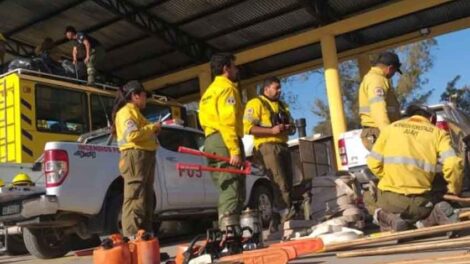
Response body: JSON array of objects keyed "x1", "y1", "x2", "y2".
[{"x1": 177, "y1": 147, "x2": 251, "y2": 175}]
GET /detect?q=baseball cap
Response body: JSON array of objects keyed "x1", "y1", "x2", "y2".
[
  {"x1": 122, "y1": 80, "x2": 152, "y2": 98},
  {"x1": 377, "y1": 52, "x2": 402, "y2": 74}
]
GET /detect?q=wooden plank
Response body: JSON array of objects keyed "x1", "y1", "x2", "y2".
[
  {"x1": 324, "y1": 221, "x2": 470, "y2": 252},
  {"x1": 337, "y1": 236, "x2": 470, "y2": 258},
  {"x1": 382, "y1": 253, "x2": 470, "y2": 264},
  {"x1": 444, "y1": 194, "x2": 470, "y2": 204}
]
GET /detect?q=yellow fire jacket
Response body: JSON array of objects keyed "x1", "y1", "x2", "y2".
[
  {"x1": 367, "y1": 115, "x2": 463, "y2": 195},
  {"x1": 115, "y1": 103, "x2": 159, "y2": 151},
  {"x1": 243, "y1": 96, "x2": 291, "y2": 149},
  {"x1": 359, "y1": 67, "x2": 401, "y2": 130},
  {"x1": 198, "y1": 76, "x2": 243, "y2": 156}
]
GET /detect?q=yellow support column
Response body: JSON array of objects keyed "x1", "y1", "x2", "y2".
[
  {"x1": 198, "y1": 65, "x2": 212, "y2": 96},
  {"x1": 357, "y1": 54, "x2": 371, "y2": 79},
  {"x1": 320, "y1": 34, "x2": 347, "y2": 170}
]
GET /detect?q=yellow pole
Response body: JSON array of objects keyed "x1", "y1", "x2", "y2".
[
  {"x1": 320, "y1": 34, "x2": 347, "y2": 170},
  {"x1": 198, "y1": 65, "x2": 212, "y2": 96},
  {"x1": 357, "y1": 54, "x2": 371, "y2": 79}
]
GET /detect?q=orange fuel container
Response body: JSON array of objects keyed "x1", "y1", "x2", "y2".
[
  {"x1": 93, "y1": 234, "x2": 132, "y2": 264},
  {"x1": 131, "y1": 230, "x2": 160, "y2": 264}
]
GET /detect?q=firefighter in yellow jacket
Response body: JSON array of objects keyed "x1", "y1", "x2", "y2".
[
  {"x1": 358, "y1": 52, "x2": 402, "y2": 150},
  {"x1": 367, "y1": 104, "x2": 463, "y2": 231},
  {"x1": 113, "y1": 80, "x2": 161, "y2": 237},
  {"x1": 243, "y1": 76, "x2": 295, "y2": 233},
  {"x1": 199, "y1": 53, "x2": 245, "y2": 228}
]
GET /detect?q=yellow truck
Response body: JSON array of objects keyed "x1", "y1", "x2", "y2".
[{"x1": 0, "y1": 69, "x2": 187, "y2": 165}]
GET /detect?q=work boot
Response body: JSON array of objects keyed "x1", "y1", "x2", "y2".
[
  {"x1": 377, "y1": 209, "x2": 409, "y2": 232},
  {"x1": 419, "y1": 201, "x2": 458, "y2": 227},
  {"x1": 269, "y1": 213, "x2": 281, "y2": 234}
]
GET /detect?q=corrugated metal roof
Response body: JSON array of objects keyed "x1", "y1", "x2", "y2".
[{"x1": 0, "y1": 0, "x2": 467, "y2": 99}]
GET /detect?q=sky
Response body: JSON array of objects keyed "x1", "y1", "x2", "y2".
[{"x1": 282, "y1": 28, "x2": 470, "y2": 137}]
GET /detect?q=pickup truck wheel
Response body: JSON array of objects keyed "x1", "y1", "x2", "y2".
[
  {"x1": 23, "y1": 227, "x2": 69, "y2": 259},
  {"x1": 105, "y1": 194, "x2": 123, "y2": 234},
  {"x1": 249, "y1": 184, "x2": 273, "y2": 228},
  {"x1": 106, "y1": 193, "x2": 160, "y2": 235},
  {"x1": 5, "y1": 234, "x2": 28, "y2": 255}
]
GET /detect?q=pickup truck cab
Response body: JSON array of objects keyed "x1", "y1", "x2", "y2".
[{"x1": 0, "y1": 124, "x2": 273, "y2": 259}]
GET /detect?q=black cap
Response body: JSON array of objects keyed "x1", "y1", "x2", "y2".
[
  {"x1": 405, "y1": 104, "x2": 434, "y2": 118},
  {"x1": 377, "y1": 52, "x2": 402, "y2": 74},
  {"x1": 122, "y1": 80, "x2": 151, "y2": 98}
]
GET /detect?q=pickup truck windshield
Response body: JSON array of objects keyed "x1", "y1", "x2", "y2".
[{"x1": 85, "y1": 127, "x2": 205, "y2": 151}]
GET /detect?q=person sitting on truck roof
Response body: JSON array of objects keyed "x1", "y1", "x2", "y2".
[
  {"x1": 12, "y1": 173, "x2": 34, "y2": 187},
  {"x1": 65, "y1": 26, "x2": 105, "y2": 85},
  {"x1": 358, "y1": 51, "x2": 402, "y2": 151},
  {"x1": 112, "y1": 80, "x2": 162, "y2": 238},
  {"x1": 367, "y1": 104, "x2": 463, "y2": 231}
]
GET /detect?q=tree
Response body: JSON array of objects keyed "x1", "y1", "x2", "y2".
[
  {"x1": 311, "y1": 39, "x2": 437, "y2": 135},
  {"x1": 440, "y1": 75, "x2": 470, "y2": 115}
]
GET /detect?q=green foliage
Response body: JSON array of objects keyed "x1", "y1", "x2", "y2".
[
  {"x1": 440, "y1": 75, "x2": 470, "y2": 115},
  {"x1": 311, "y1": 39, "x2": 437, "y2": 135}
]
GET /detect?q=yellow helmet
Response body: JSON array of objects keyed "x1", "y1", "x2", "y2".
[
  {"x1": 12, "y1": 173, "x2": 33, "y2": 186},
  {"x1": 0, "y1": 178, "x2": 4, "y2": 187}
]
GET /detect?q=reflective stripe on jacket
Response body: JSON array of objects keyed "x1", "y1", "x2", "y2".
[
  {"x1": 116, "y1": 103, "x2": 158, "y2": 151},
  {"x1": 367, "y1": 115, "x2": 463, "y2": 195},
  {"x1": 359, "y1": 67, "x2": 401, "y2": 130},
  {"x1": 198, "y1": 76, "x2": 243, "y2": 156},
  {"x1": 243, "y1": 96, "x2": 291, "y2": 149}
]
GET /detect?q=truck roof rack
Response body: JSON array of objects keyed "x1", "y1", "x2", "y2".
[{"x1": 0, "y1": 69, "x2": 119, "y2": 91}]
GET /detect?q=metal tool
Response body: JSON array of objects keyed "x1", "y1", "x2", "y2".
[{"x1": 177, "y1": 147, "x2": 251, "y2": 175}]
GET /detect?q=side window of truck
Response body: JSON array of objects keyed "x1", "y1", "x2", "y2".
[{"x1": 158, "y1": 128, "x2": 204, "y2": 152}]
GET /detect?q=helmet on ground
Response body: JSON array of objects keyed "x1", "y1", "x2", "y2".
[{"x1": 12, "y1": 173, "x2": 33, "y2": 186}]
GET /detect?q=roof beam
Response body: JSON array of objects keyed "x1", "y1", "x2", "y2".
[
  {"x1": 175, "y1": 0, "x2": 250, "y2": 26},
  {"x1": 4, "y1": 0, "x2": 84, "y2": 37},
  {"x1": 143, "y1": 0, "x2": 451, "y2": 89},
  {"x1": 297, "y1": 0, "x2": 339, "y2": 25},
  {"x1": 92, "y1": 0, "x2": 218, "y2": 62},
  {"x1": 106, "y1": 35, "x2": 149, "y2": 52},
  {"x1": 3, "y1": 38, "x2": 35, "y2": 57},
  {"x1": 241, "y1": 16, "x2": 470, "y2": 87},
  {"x1": 110, "y1": 49, "x2": 173, "y2": 72},
  {"x1": 298, "y1": 0, "x2": 364, "y2": 45},
  {"x1": 54, "y1": 1, "x2": 165, "y2": 47}
]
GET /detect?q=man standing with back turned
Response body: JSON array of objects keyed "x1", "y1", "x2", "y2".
[
  {"x1": 358, "y1": 51, "x2": 402, "y2": 150},
  {"x1": 243, "y1": 76, "x2": 295, "y2": 233},
  {"x1": 367, "y1": 104, "x2": 463, "y2": 231},
  {"x1": 198, "y1": 53, "x2": 245, "y2": 229}
]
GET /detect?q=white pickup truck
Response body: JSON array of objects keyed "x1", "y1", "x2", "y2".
[
  {"x1": 338, "y1": 102, "x2": 470, "y2": 190},
  {"x1": 0, "y1": 125, "x2": 272, "y2": 259}
]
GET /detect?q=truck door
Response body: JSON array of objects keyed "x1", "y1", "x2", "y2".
[{"x1": 157, "y1": 127, "x2": 206, "y2": 207}]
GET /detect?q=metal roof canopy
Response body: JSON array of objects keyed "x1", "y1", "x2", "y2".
[
  {"x1": 2, "y1": 0, "x2": 469, "y2": 169},
  {"x1": 2, "y1": 0, "x2": 468, "y2": 95}
]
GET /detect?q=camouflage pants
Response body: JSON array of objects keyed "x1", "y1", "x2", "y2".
[{"x1": 86, "y1": 46, "x2": 105, "y2": 84}]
